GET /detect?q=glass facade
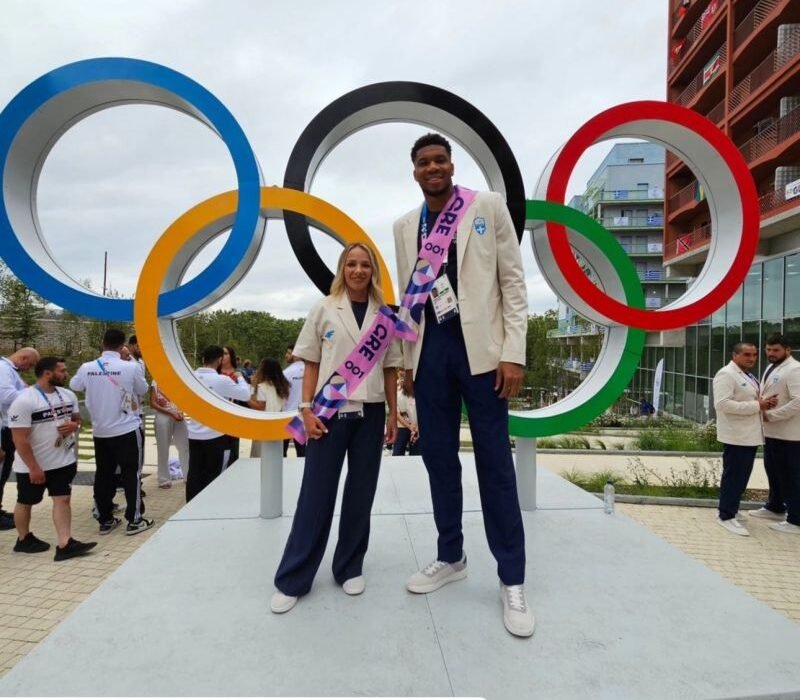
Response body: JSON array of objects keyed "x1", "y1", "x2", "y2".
[{"x1": 632, "y1": 249, "x2": 800, "y2": 421}]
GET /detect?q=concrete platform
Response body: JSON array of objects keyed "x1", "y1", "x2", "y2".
[{"x1": 1, "y1": 456, "x2": 799, "y2": 699}]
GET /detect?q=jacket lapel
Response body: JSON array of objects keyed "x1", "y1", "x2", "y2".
[
  {"x1": 334, "y1": 295, "x2": 362, "y2": 345},
  {"x1": 402, "y1": 207, "x2": 422, "y2": 283},
  {"x1": 456, "y1": 197, "x2": 477, "y2": 278}
]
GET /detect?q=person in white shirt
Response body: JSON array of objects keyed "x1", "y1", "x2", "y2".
[
  {"x1": 185, "y1": 345, "x2": 251, "y2": 501},
  {"x1": 9, "y1": 356, "x2": 96, "y2": 561},
  {"x1": 70, "y1": 329, "x2": 152, "y2": 536},
  {"x1": 270, "y1": 242, "x2": 401, "y2": 614},
  {"x1": 248, "y1": 358, "x2": 290, "y2": 459},
  {"x1": 393, "y1": 372, "x2": 420, "y2": 456},
  {"x1": 713, "y1": 342, "x2": 776, "y2": 536},
  {"x1": 0, "y1": 347, "x2": 39, "y2": 530},
  {"x1": 282, "y1": 347, "x2": 306, "y2": 457},
  {"x1": 127, "y1": 334, "x2": 148, "y2": 471},
  {"x1": 749, "y1": 334, "x2": 800, "y2": 535},
  {"x1": 150, "y1": 381, "x2": 190, "y2": 488}
]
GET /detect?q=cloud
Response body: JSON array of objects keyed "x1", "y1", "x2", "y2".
[{"x1": 0, "y1": 0, "x2": 666, "y2": 319}]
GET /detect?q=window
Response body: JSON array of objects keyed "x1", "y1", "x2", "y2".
[
  {"x1": 786, "y1": 254, "x2": 800, "y2": 317},
  {"x1": 742, "y1": 263, "x2": 762, "y2": 321},
  {"x1": 762, "y1": 257, "x2": 783, "y2": 320}
]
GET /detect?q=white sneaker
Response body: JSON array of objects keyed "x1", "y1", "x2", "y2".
[
  {"x1": 748, "y1": 507, "x2": 785, "y2": 521},
  {"x1": 342, "y1": 576, "x2": 365, "y2": 596},
  {"x1": 406, "y1": 553, "x2": 467, "y2": 594},
  {"x1": 718, "y1": 517, "x2": 750, "y2": 537},
  {"x1": 500, "y1": 584, "x2": 535, "y2": 638},
  {"x1": 270, "y1": 591, "x2": 298, "y2": 614},
  {"x1": 768, "y1": 520, "x2": 800, "y2": 535}
]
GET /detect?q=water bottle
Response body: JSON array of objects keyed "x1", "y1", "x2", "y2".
[{"x1": 603, "y1": 480, "x2": 615, "y2": 515}]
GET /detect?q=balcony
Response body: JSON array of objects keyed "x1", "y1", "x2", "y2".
[
  {"x1": 595, "y1": 188, "x2": 663, "y2": 203},
  {"x1": 664, "y1": 223, "x2": 712, "y2": 262},
  {"x1": 675, "y1": 42, "x2": 727, "y2": 108},
  {"x1": 620, "y1": 242, "x2": 665, "y2": 255},
  {"x1": 729, "y1": 29, "x2": 800, "y2": 115},
  {"x1": 734, "y1": 0, "x2": 782, "y2": 50},
  {"x1": 668, "y1": 180, "x2": 703, "y2": 213},
  {"x1": 670, "y1": 0, "x2": 726, "y2": 77},
  {"x1": 601, "y1": 215, "x2": 664, "y2": 229},
  {"x1": 548, "y1": 323, "x2": 603, "y2": 339},
  {"x1": 666, "y1": 99, "x2": 725, "y2": 176},
  {"x1": 706, "y1": 98, "x2": 726, "y2": 125},
  {"x1": 759, "y1": 186, "x2": 800, "y2": 217},
  {"x1": 738, "y1": 103, "x2": 800, "y2": 164}
]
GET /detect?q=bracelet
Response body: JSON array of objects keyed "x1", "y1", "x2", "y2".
[{"x1": 298, "y1": 402, "x2": 313, "y2": 412}]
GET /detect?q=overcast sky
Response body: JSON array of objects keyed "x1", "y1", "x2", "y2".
[{"x1": 0, "y1": 0, "x2": 668, "y2": 319}]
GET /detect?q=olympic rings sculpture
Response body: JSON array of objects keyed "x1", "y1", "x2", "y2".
[{"x1": 0, "y1": 58, "x2": 759, "y2": 441}]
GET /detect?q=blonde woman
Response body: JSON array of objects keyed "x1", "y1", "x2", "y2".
[{"x1": 271, "y1": 242, "x2": 401, "y2": 613}]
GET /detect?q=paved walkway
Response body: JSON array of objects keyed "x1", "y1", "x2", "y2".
[{"x1": 0, "y1": 437, "x2": 798, "y2": 681}]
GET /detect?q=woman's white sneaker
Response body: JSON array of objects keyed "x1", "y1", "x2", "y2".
[
  {"x1": 768, "y1": 520, "x2": 800, "y2": 535},
  {"x1": 406, "y1": 553, "x2": 467, "y2": 593},
  {"x1": 342, "y1": 576, "x2": 366, "y2": 595},
  {"x1": 748, "y1": 508, "x2": 785, "y2": 521},
  {"x1": 270, "y1": 591, "x2": 298, "y2": 613},
  {"x1": 718, "y1": 517, "x2": 750, "y2": 536},
  {"x1": 500, "y1": 584, "x2": 535, "y2": 638}
]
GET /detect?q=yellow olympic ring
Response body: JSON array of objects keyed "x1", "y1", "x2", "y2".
[{"x1": 134, "y1": 187, "x2": 396, "y2": 441}]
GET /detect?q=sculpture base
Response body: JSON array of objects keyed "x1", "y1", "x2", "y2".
[{"x1": 2, "y1": 456, "x2": 799, "y2": 699}]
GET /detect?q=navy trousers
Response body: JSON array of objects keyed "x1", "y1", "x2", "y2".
[
  {"x1": 392, "y1": 426, "x2": 420, "y2": 456},
  {"x1": 274, "y1": 402, "x2": 385, "y2": 597},
  {"x1": 718, "y1": 444, "x2": 758, "y2": 520},
  {"x1": 764, "y1": 438, "x2": 800, "y2": 526},
  {"x1": 415, "y1": 320, "x2": 525, "y2": 586}
]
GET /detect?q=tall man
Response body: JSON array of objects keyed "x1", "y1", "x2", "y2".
[
  {"x1": 393, "y1": 133, "x2": 532, "y2": 637},
  {"x1": 9, "y1": 356, "x2": 96, "y2": 560},
  {"x1": 186, "y1": 345, "x2": 251, "y2": 501},
  {"x1": 750, "y1": 334, "x2": 800, "y2": 534},
  {"x1": 70, "y1": 329, "x2": 152, "y2": 536},
  {"x1": 0, "y1": 347, "x2": 39, "y2": 529},
  {"x1": 713, "y1": 342, "x2": 776, "y2": 536}
]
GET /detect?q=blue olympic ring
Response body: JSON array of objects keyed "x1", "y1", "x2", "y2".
[{"x1": 0, "y1": 57, "x2": 263, "y2": 321}]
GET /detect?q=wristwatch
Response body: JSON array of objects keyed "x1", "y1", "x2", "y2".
[{"x1": 298, "y1": 402, "x2": 313, "y2": 412}]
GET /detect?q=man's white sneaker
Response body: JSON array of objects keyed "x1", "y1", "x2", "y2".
[
  {"x1": 270, "y1": 591, "x2": 298, "y2": 614},
  {"x1": 768, "y1": 520, "x2": 800, "y2": 535},
  {"x1": 718, "y1": 517, "x2": 750, "y2": 536},
  {"x1": 748, "y1": 507, "x2": 785, "y2": 521},
  {"x1": 406, "y1": 553, "x2": 467, "y2": 593},
  {"x1": 342, "y1": 576, "x2": 365, "y2": 596},
  {"x1": 500, "y1": 584, "x2": 535, "y2": 638}
]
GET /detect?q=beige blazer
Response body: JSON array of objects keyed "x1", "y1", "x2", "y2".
[
  {"x1": 293, "y1": 294, "x2": 402, "y2": 403},
  {"x1": 393, "y1": 191, "x2": 528, "y2": 376},
  {"x1": 761, "y1": 356, "x2": 800, "y2": 441},
  {"x1": 713, "y1": 361, "x2": 763, "y2": 446}
]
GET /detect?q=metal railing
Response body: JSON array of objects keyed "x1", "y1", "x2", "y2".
[
  {"x1": 664, "y1": 223, "x2": 712, "y2": 260},
  {"x1": 671, "y1": 0, "x2": 724, "y2": 68},
  {"x1": 707, "y1": 98, "x2": 725, "y2": 124},
  {"x1": 738, "y1": 103, "x2": 800, "y2": 163},
  {"x1": 675, "y1": 42, "x2": 726, "y2": 107},
  {"x1": 729, "y1": 30, "x2": 800, "y2": 113},
  {"x1": 619, "y1": 243, "x2": 664, "y2": 254},
  {"x1": 596, "y1": 188, "x2": 663, "y2": 202},
  {"x1": 671, "y1": 0, "x2": 693, "y2": 28},
  {"x1": 734, "y1": 0, "x2": 781, "y2": 49},
  {"x1": 669, "y1": 180, "x2": 700, "y2": 211},
  {"x1": 601, "y1": 216, "x2": 664, "y2": 229},
  {"x1": 758, "y1": 187, "x2": 800, "y2": 216}
]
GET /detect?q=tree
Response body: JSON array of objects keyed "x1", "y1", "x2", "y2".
[
  {"x1": 523, "y1": 310, "x2": 560, "y2": 406},
  {"x1": 0, "y1": 264, "x2": 45, "y2": 348}
]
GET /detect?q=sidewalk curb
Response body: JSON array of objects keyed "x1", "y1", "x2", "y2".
[{"x1": 590, "y1": 493, "x2": 763, "y2": 509}]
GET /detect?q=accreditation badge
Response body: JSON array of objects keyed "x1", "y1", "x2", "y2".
[{"x1": 431, "y1": 274, "x2": 459, "y2": 324}]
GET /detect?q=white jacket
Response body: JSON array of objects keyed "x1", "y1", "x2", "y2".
[
  {"x1": 393, "y1": 191, "x2": 528, "y2": 376},
  {"x1": 713, "y1": 361, "x2": 763, "y2": 446},
  {"x1": 761, "y1": 356, "x2": 800, "y2": 441},
  {"x1": 293, "y1": 294, "x2": 402, "y2": 403}
]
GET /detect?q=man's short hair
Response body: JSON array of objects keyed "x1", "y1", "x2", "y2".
[
  {"x1": 102, "y1": 328, "x2": 127, "y2": 350},
  {"x1": 765, "y1": 333, "x2": 791, "y2": 348},
  {"x1": 411, "y1": 133, "x2": 452, "y2": 163},
  {"x1": 202, "y1": 345, "x2": 224, "y2": 365},
  {"x1": 34, "y1": 356, "x2": 65, "y2": 378},
  {"x1": 128, "y1": 334, "x2": 138, "y2": 345},
  {"x1": 732, "y1": 341, "x2": 757, "y2": 354}
]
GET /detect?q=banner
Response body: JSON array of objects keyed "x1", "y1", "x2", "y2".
[
  {"x1": 700, "y1": 0, "x2": 719, "y2": 30},
  {"x1": 652, "y1": 358, "x2": 665, "y2": 415},
  {"x1": 786, "y1": 177, "x2": 800, "y2": 201},
  {"x1": 702, "y1": 52, "x2": 721, "y2": 86}
]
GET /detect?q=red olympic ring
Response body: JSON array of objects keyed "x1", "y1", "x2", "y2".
[{"x1": 545, "y1": 101, "x2": 760, "y2": 331}]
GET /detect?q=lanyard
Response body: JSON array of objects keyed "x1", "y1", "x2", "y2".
[{"x1": 34, "y1": 385, "x2": 69, "y2": 424}]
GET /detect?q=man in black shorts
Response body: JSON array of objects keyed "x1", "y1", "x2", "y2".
[{"x1": 9, "y1": 356, "x2": 96, "y2": 561}]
